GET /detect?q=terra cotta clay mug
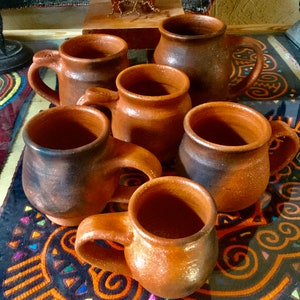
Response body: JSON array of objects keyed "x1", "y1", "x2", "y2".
[
  {"x1": 176, "y1": 101, "x2": 299, "y2": 212},
  {"x1": 153, "y1": 14, "x2": 264, "y2": 106},
  {"x1": 77, "y1": 63, "x2": 192, "y2": 162},
  {"x1": 28, "y1": 34, "x2": 129, "y2": 106},
  {"x1": 75, "y1": 176, "x2": 218, "y2": 298},
  {"x1": 22, "y1": 105, "x2": 162, "y2": 226}
]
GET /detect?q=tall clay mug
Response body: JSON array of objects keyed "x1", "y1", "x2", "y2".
[
  {"x1": 28, "y1": 34, "x2": 129, "y2": 106},
  {"x1": 75, "y1": 176, "x2": 218, "y2": 299},
  {"x1": 153, "y1": 14, "x2": 264, "y2": 106},
  {"x1": 22, "y1": 105, "x2": 162, "y2": 226},
  {"x1": 77, "y1": 63, "x2": 192, "y2": 162},
  {"x1": 176, "y1": 102, "x2": 299, "y2": 212}
]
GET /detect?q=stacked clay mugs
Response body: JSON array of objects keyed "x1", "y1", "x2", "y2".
[{"x1": 25, "y1": 14, "x2": 300, "y2": 299}]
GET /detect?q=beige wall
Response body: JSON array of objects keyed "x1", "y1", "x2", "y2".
[{"x1": 210, "y1": 0, "x2": 300, "y2": 25}]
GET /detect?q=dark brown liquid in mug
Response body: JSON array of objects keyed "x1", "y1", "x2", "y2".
[
  {"x1": 137, "y1": 194, "x2": 204, "y2": 239},
  {"x1": 127, "y1": 81, "x2": 176, "y2": 96}
]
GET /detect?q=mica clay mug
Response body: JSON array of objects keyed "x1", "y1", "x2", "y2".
[
  {"x1": 153, "y1": 14, "x2": 264, "y2": 106},
  {"x1": 28, "y1": 34, "x2": 129, "y2": 106},
  {"x1": 78, "y1": 63, "x2": 192, "y2": 162},
  {"x1": 75, "y1": 176, "x2": 218, "y2": 298},
  {"x1": 22, "y1": 105, "x2": 162, "y2": 226},
  {"x1": 176, "y1": 102, "x2": 299, "y2": 212}
]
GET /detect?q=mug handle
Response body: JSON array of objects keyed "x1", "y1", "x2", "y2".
[
  {"x1": 75, "y1": 212, "x2": 134, "y2": 276},
  {"x1": 268, "y1": 120, "x2": 299, "y2": 175},
  {"x1": 109, "y1": 137, "x2": 162, "y2": 203},
  {"x1": 77, "y1": 86, "x2": 119, "y2": 110},
  {"x1": 28, "y1": 49, "x2": 61, "y2": 106},
  {"x1": 228, "y1": 36, "x2": 265, "y2": 99}
]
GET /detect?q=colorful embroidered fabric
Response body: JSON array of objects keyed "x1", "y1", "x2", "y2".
[{"x1": 0, "y1": 68, "x2": 34, "y2": 171}]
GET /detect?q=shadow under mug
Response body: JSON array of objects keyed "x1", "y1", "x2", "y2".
[
  {"x1": 77, "y1": 63, "x2": 192, "y2": 162},
  {"x1": 22, "y1": 105, "x2": 162, "y2": 226},
  {"x1": 75, "y1": 176, "x2": 218, "y2": 298},
  {"x1": 28, "y1": 33, "x2": 129, "y2": 106},
  {"x1": 176, "y1": 101, "x2": 299, "y2": 212}
]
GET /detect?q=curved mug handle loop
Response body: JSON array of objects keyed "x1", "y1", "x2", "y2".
[
  {"x1": 228, "y1": 36, "x2": 264, "y2": 99},
  {"x1": 77, "y1": 86, "x2": 119, "y2": 111},
  {"x1": 108, "y1": 137, "x2": 162, "y2": 202},
  {"x1": 268, "y1": 120, "x2": 299, "y2": 175},
  {"x1": 75, "y1": 213, "x2": 133, "y2": 276},
  {"x1": 28, "y1": 49, "x2": 61, "y2": 106}
]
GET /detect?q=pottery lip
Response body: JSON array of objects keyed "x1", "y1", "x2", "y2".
[
  {"x1": 59, "y1": 34, "x2": 128, "y2": 63},
  {"x1": 116, "y1": 63, "x2": 190, "y2": 102},
  {"x1": 23, "y1": 105, "x2": 110, "y2": 156},
  {"x1": 183, "y1": 101, "x2": 272, "y2": 152},
  {"x1": 128, "y1": 176, "x2": 217, "y2": 246},
  {"x1": 159, "y1": 14, "x2": 226, "y2": 41}
]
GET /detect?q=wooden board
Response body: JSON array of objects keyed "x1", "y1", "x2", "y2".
[{"x1": 82, "y1": 0, "x2": 184, "y2": 49}]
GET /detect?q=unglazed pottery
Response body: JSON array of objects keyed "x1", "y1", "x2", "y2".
[
  {"x1": 77, "y1": 63, "x2": 192, "y2": 162},
  {"x1": 22, "y1": 105, "x2": 162, "y2": 226},
  {"x1": 75, "y1": 176, "x2": 218, "y2": 298},
  {"x1": 28, "y1": 34, "x2": 129, "y2": 106},
  {"x1": 153, "y1": 14, "x2": 264, "y2": 106},
  {"x1": 177, "y1": 101, "x2": 299, "y2": 212}
]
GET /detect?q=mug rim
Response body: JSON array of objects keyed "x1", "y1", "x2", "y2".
[
  {"x1": 159, "y1": 14, "x2": 226, "y2": 40},
  {"x1": 128, "y1": 176, "x2": 217, "y2": 245},
  {"x1": 183, "y1": 101, "x2": 272, "y2": 152},
  {"x1": 59, "y1": 33, "x2": 128, "y2": 62},
  {"x1": 116, "y1": 63, "x2": 190, "y2": 102},
  {"x1": 23, "y1": 105, "x2": 110, "y2": 156}
]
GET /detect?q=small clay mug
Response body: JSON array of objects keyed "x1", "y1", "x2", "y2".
[
  {"x1": 176, "y1": 101, "x2": 299, "y2": 212},
  {"x1": 28, "y1": 34, "x2": 129, "y2": 106},
  {"x1": 22, "y1": 105, "x2": 162, "y2": 226},
  {"x1": 153, "y1": 14, "x2": 264, "y2": 106},
  {"x1": 75, "y1": 176, "x2": 218, "y2": 298},
  {"x1": 77, "y1": 63, "x2": 192, "y2": 162}
]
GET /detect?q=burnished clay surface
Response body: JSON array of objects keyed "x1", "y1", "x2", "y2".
[
  {"x1": 28, "y1": 34, "x2": 129, "y2": 106},
  {"x1": 177, "y1": 101, "x2": 299, "y2": 212},
  {"x1": 75, "y1": 176, "x2": 218, "y2": 298},
  {"x1": 153, "y1": 14, "x2": 264, "y2": 106},
  {"x1": 78, "y1": 63, "x2": 192, "y2": 162},
  {"x1": 22, "y1": 105, "x2": 162, "y2": 226}
]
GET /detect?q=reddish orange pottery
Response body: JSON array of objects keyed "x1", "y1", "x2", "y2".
[
  {"x1": 22, "y1": 105, "x2": 162, "y2": 226},
  {"x1": 75, "y1": 176, "x2": 218, "y2": 298},
  {"x1": 78, "y1": 63, "x2": 192, "y2": 162},
  {"x1": 28, "y1": 34, "x2": 129, "y2": 106},
  {"x1": 153, "y1": 14, "x2": 264, "y2": 106},
  {"x1": 176, "y1": 101, "x2": 299, "y2": 212}
]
